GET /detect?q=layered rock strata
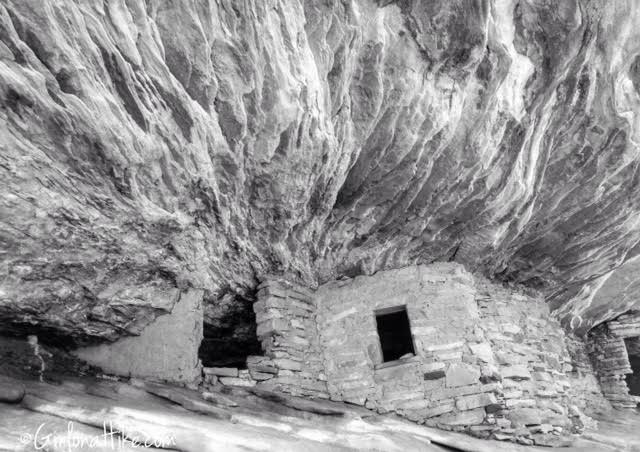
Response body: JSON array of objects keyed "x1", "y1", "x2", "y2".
[{"x1": 3, "y1": 0, "x2": 640, "y2": 346}]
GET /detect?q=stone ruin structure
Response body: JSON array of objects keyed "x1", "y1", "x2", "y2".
[
  {"x1": 71, "y1": 262, "x2": 640, "y2": 446},
  {"x1": 587, "y1": 311, "x2": 640, "y2": 409},
  {"x1": 4, "y1": 0, "x2": 640, "y2": 448},
  {"x1": 239, "y1": 263, "x2": 607, "y2": 446}
]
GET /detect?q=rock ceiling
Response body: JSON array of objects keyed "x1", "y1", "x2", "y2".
[{"x1": 1, "y1": 0, "x2": 640, "y2": 345}]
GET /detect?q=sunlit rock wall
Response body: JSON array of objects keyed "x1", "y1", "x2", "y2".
[{"x1": 2, "y1": 0, "x2": 640, "y2": 345}]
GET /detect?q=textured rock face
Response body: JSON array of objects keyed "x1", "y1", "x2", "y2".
[
  {"x1": 2, "y1": 0, "x2": 640, "y2": 345},
  {"x1": 579, "y1": 256, "x2": 640, "y2": 329}
]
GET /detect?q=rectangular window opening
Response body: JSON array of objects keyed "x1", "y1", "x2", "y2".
[{"x1": 375, "y1": 305, "x2": 415, "y2": 363}]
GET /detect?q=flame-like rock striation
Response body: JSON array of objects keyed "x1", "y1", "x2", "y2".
[{"x1": 1, "y1": 0, "x2": 640, "y2": 347}]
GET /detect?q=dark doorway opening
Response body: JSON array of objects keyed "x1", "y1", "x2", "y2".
[
  {"x1": 375, "y1": 306, "x2": 415, "y2": 363},
  {"x1": 625, "y1": 337, "x2": 640, "y2": 396},
  {"x1": 198, "y1": 291, "x2": 261, "y2": 368}
]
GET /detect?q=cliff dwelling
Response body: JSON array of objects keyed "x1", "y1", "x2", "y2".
[{"x1": 3, "y1": 0, "x2": 640, "y2": 450}]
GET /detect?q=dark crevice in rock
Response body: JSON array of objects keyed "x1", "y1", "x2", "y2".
[
  {"x1": 152, "y1": 78, "x2": 194, "y2": 142},
  {"x1": 98, "y1": 45, "x2": 148, "y2": 132}
]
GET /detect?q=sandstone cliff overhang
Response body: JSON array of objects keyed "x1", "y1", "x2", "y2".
[{"x1": 1, "y1": 0, "x2": 640, "y2": 345}]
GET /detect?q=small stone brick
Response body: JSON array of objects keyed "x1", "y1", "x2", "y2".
[
  {"x1": 455, "y1": 392, "x2": 497, "y2": 411},
  {"x1": 273, "y1": 358, "x2": 303, "y2": 371},
  {"x1": 422, "y1": 362, "x2": 446, "y2": 373},
  {"x1": 203, "y1": 367, "x2": 238, "y2": 377},
  {"x1": 508, "y1": 408, "x2": 543, "y2": 427},
  {"x1": 249, "y1": 370, "x2": 275, "y2": 381},
  {"x1": 445, "y1": 363, "x2": 481, "y2": 388},
  {"x1": 219, "y1": 377, "x2": 256, "y2": 387},
  {"x1": 431, "y1": 407, "x2": 486, "y2": 426},
  {"x1": 424, "y1": 370, "x2": 446, "y2": 380},
  {"x1": 256, "y1": 318, "x2": 290, "y2": 337},
  {"x1": 423, "y1": 401, "x2": 456, "y2": 418},
  {"x1": 257, "y1": 284, "x2": 289, "y2": 299},
  {"x1": 501, "y1": 364, "x2": 532, "y2": 381}
]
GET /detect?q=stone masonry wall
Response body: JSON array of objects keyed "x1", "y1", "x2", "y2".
[
  {"x1": 314, "y1": 264, "x2": 484, "y2": 414},
  {"x1": 563, "y1": 334, "x2": 612, "y2": 415},
  {"x1": 586, "y1": 310, "x2": 640, "y2": 409},
  {"x1": 474, "y1": 278, "x2": 601, "y2": 444},
  {"x1": 312, "y1": 264, "x2": 591, "y2": 446},
  {"x1": 249, "y1": 278, "x2": 328, "y2": 398},
  {"x1": 204, "y1": 263, "x2": 605, "y2": 446}
]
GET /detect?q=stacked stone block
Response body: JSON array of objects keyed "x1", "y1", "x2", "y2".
[
  {"x1": 314, "y1": 263, "x2": 496, "y2": 422},
  {"x1": 232, "y1": 264, "x2": 604, "y2": 446},
  {"x1": 251, "y1": 278, "x2": 328, "y2": 398},
  {"x1": 563, "y1": 334, "x2": 611, "y2": 414},
  {"x1": 474, "y1": 278, "x2": 586, "y2": 445},
  {"x1": 315, "y1": 264, "x2": 550, "y2": 443},
  {"x1": 203, "y1": 366, "x2": 258, "y2": 387},
  {"x1": 587, "y1": 321, "x2": 636, "y2": 409}
]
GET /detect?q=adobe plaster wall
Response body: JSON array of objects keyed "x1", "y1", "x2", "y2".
[{"x1": 73, "y1": 289, "x2": 204, "y2": 384}]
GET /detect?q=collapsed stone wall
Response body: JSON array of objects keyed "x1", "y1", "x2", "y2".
[{"x1": 587, "y1": 310, "x2": 640, "y2": 409}]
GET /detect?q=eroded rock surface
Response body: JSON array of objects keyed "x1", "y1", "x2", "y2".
[{"x1": 2, "y1": 0, "x2": 640, "y2": 344}]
